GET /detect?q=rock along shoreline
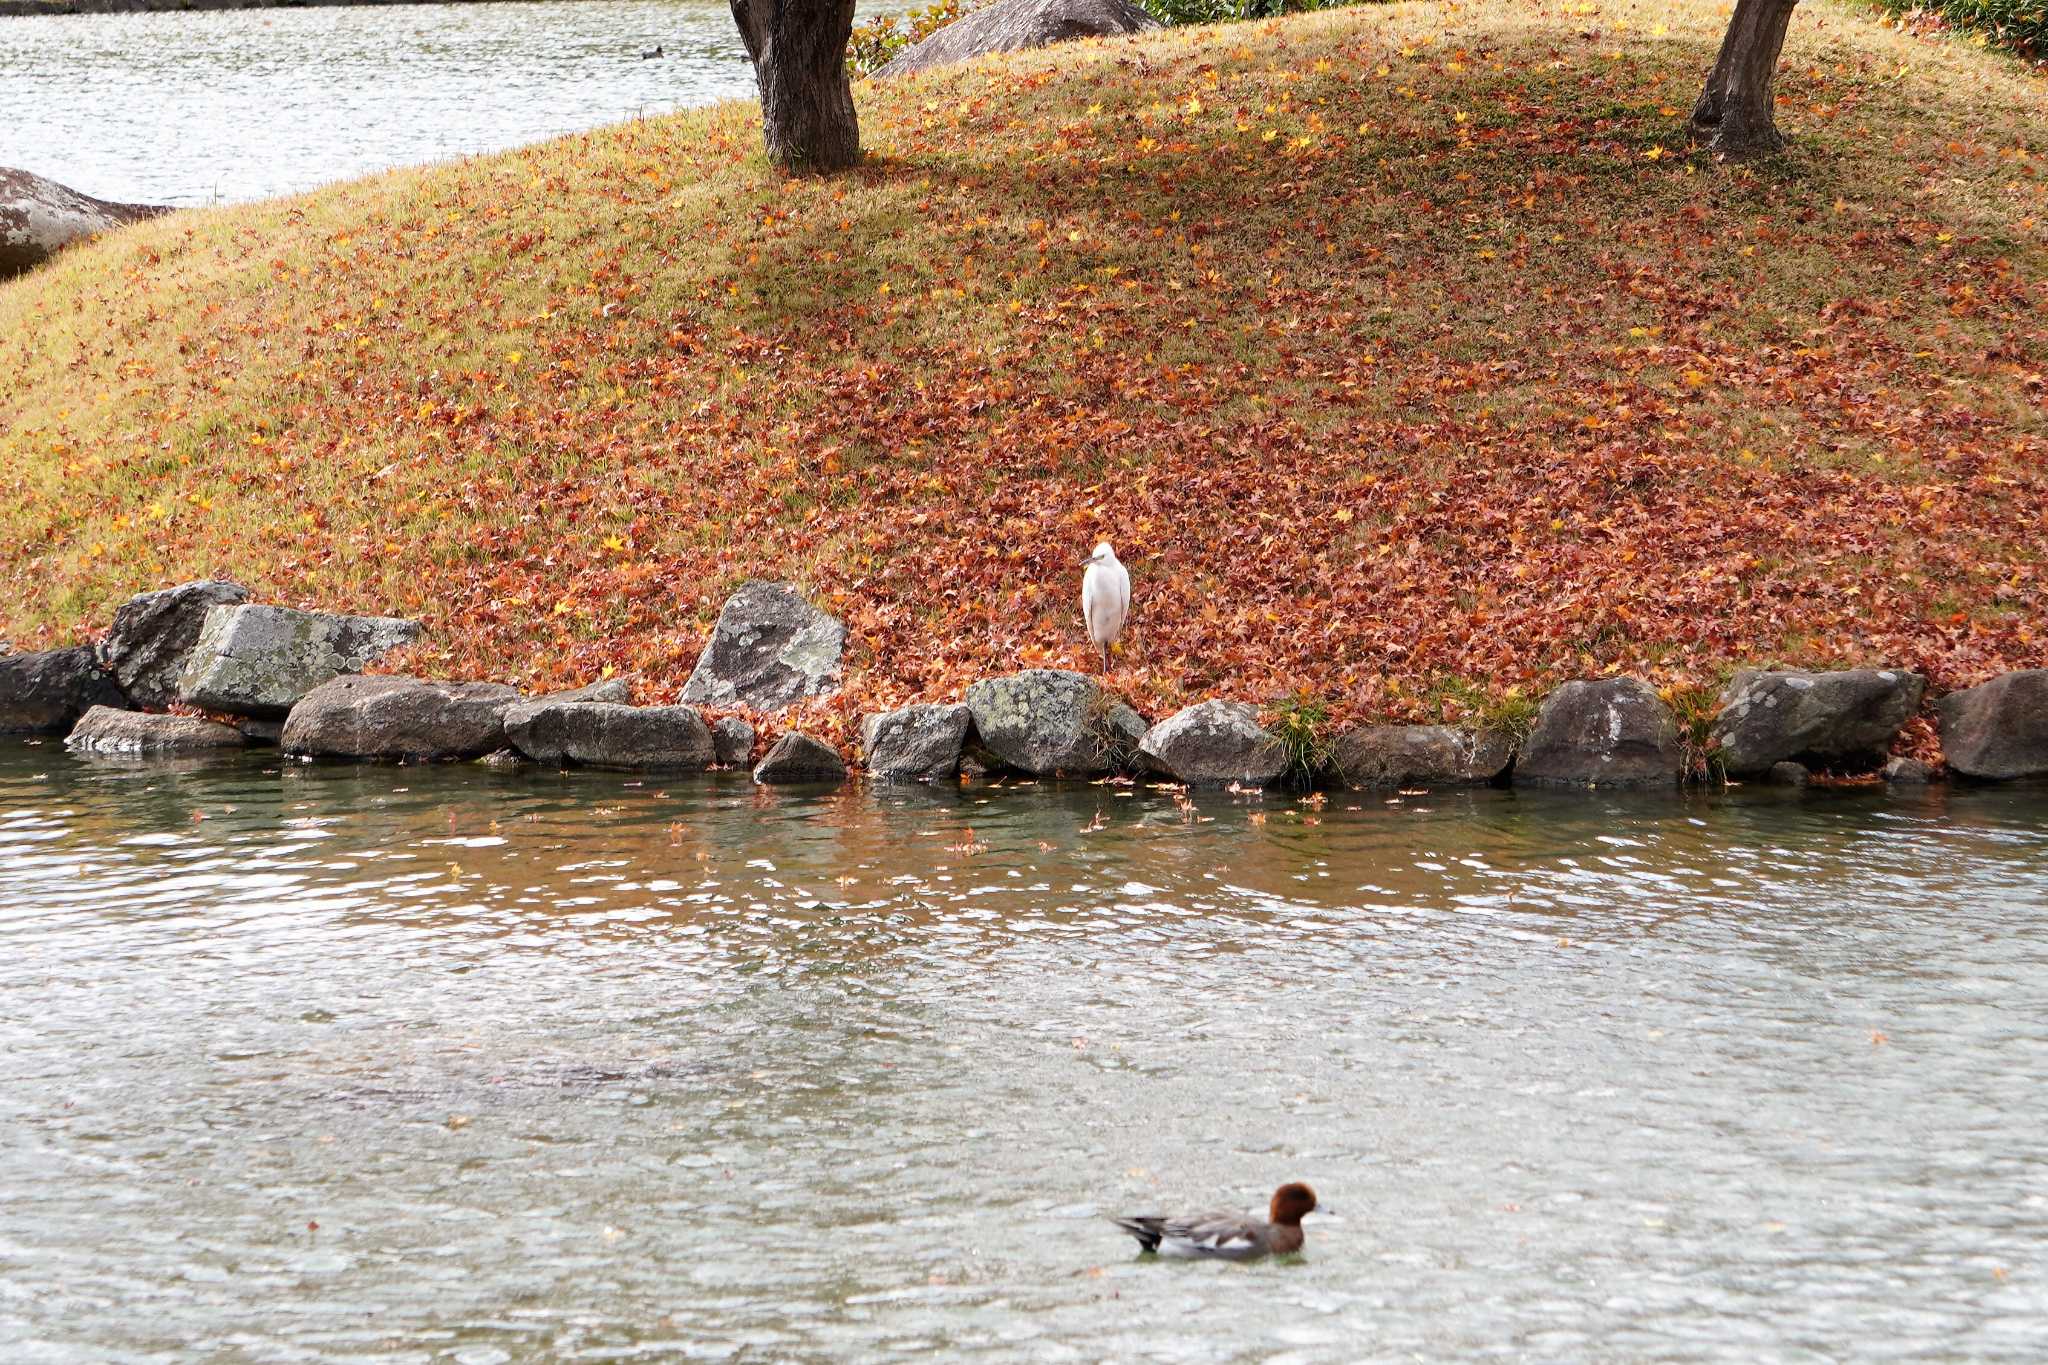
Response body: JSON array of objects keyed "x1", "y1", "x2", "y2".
[{"x1": 5, "y1": 578, "x2": 2048, "y2": 795}]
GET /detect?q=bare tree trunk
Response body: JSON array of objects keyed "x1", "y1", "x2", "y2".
[
  {"x1": 1691, "y1": 0, "x2": 1799, "y2": 159},
  {"x1": 730, "y1": 0, "x2": 861, "y2": 174}
]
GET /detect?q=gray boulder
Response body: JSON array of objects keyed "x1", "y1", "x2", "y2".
[
  {"x1": 0, "y1": 645, "x2": 128, "y2": 734},
  {"x1": 679, "y1": 581, "x2": 844, "y2": 712},
  {"x1": 964, "y1": 669, "x2": 1145, "y2": 778},
  {"x1": 503, "y1": 701, "x2": 714, "y2": 769},
  {"x1": 1516, "y1": 678, "x2": 1681, "y2": 788},
  {"x1": 1, "y1": 166, "x2": 169, "y2": 279},
  {"x1": 876, "y1": 0, "x2": 1159, "y2": 78},
  {"x1": 99, "y1": 579, "x2": 248, "y2": 709},
  {"x1": 1137, "y1": 700, "x2": 1286, "y2": 788},
  {"x1": 281, "y1": 676, "x2": 517, "y2": 761},
  {"x1": 1331, "y1": 724, "x2": 1514, "y2": 790},
  {"x1": 1937, "y1": 670, "x2": 2048, "y2": 780},
  {"x1": 65, "y1": 705, "x2": 244, "y2": 755},
  {"x1": 178, "y1": 603, "x2": 421, "y2": 717},
  {"x1": 753, "y1": 732, "x2": 846, "y2": 785},
  {"x1": 1711, "y1": 668, "x2": 1925, "y2": 776},
  {"x1": 711, "y1": 716, "x2": 757, "y2": 767},
  {"x1": 863, "y1": 703, "x2": 972, "y2": 782}
]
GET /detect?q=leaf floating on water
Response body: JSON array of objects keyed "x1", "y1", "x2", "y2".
[
  {"x1": 1870, "y1": 1030, "x2": 1889, "y2": 1045},
  {"x1": 446, "y1": 1114, "x2": 472, "y2": 1131}
]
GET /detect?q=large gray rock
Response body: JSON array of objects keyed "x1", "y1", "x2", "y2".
[
  {"x1": 711, "y1": 716, "x2": 757, "y2": 767},
  {"x1": 65, "y1": 705, "x2": 244, "y2": 755},
  {"x1": 178, "y1": 604, "x2": 421, "y2": 717},
  {"x1": 964, "y1": 669, "x2": 1145, "y2": 778},
  {"x1": 502, "y1": 701, "x2": 714, "y2": 769},
  {"x1": 99, "y1": 579, "x2": 248, "y2": 709},
  {"x1": 876, "y1": 0, "x2": 1159, "y2": 77},
  {"x1": 752, "y1": 732, "x2": 847, "y2": 785},
  {"x1": 281, "y1": 676, "x2": 517, "y2": 761},
  {"x1": 1, "y1": 166, "x2": 169, "y2": 279},
  {"x1": 1937, "y1": 670, "x2": 2048, "y2": 780},
  {"x1": 1710, "y1": 668, "x2": 1925, "y2": 776},
  {"x1": 1137, "y1": 700, "x2": 1286, "y2": 788},
  {"x1": 863, "y1": 703, "x2": 972, "y2": 782},
  {"x1": 0, "y1": 645, "x2": 128, "y2": 734},
  {"x1": 1331, "y1": 724, "x2": 1514, "y2": 790},
  {"x1": 679, "y1": 581, "x2": 844, "y2": 713},
  {"x1": 1516, "y1": 678, "x2": 1681, "y2": 788}
]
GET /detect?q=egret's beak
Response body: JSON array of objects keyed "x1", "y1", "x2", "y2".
[{"x1": 1078, "y1": 553, "x2": 1101, "y2": 566}]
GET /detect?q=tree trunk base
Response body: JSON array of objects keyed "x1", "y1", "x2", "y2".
[{"x1": 1692, "y1": 0, "x2": 1798, "y2": 162}]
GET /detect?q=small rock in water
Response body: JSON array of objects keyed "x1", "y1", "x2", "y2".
[
  {"x1": 862, "y1": 702, "x2": 972, "y2": 782},
  {"x1": 1767, "y1": 760, "x2": 1812, "y2": 788},
  {"x1": 281, "y1": 676, "x2": 518, "y2": 761},
  {"x1": 711, "y1": 716, "x2": 757, "y2": 767},
  {"x1": 502, "y1": 701, "x2": 714, "y2": 770},
  {"x1": 1138, "y1": 700, "x2": 1287, "y2": 788},
  {"x1": 66, "y1": 705, "x2": 245, "y2": 755},
  {"x1": 1936, "y1": 670, "x2": 2048, "y2": 781},
  {"x1": 753, "y1": 732, "x2": 846, "y2": 785},
  {"x1": 964, "y1": 670, "x2": 1144, "y2": 778},
  {"x1": 1515, "y1": 677, "x2": 1681, "y2": 788},
  {"x1": 1882, "y1": 756, "x2": 1934, "y2": 785}
]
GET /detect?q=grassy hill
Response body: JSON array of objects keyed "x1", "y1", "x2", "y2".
[{"x1": 3, "y1": 0, "x2": 2043, "y2": 741}]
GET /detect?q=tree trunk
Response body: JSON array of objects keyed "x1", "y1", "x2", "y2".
[
  {"x1": 1691, "y1": 0, "x2": 1798, "y2": 159},
  {"x1": 730, "y1": 0, "x2": 861, "y2": 174}
]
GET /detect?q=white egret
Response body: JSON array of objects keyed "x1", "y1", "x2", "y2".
[{"x1": 1079, "y1": 541, "x2": 1130, "y2": 674}]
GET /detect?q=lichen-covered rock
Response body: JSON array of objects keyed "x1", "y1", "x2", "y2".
[
  {"x1": 281, "y1": 676, "x2": 516, "y2": 761},
  {"x1": 1136, "y1": 700, "x2": 1285, "y2": 788},
  {"x1": 65, "y1": 705, "x2": 244, "y2": 754},
  {"x1": 964, "y1": 670, "x2": 1145, "y2": 778},
  {"x1": 863, "y1": 703, "x2": 973, "y2": 782},
  {"x1": 0, "y1": 645, "x2": 128, "y2": 734},
  {"x1": 679, "y1": 581, "x2": 844, "y2": 712},
  {"x1": 1, "y1": 166, "x2": 168, "y2": 279},
  {"x1": 1330, "y1": 724, "x2": 1514, "y2": 790},
  {"x1": 502, "y1": 701, "x2": 713, "y2": 769},
  {"x1": 99, "y1": 579, "x2": 248, "y2": 709},
  {"x1": 178, "y1": 604, "x2": 421, "y2": 717},
  {"x1": 876, "y1": 0, "x2": 1158, "y2": 77},
  {"x1": 711, "y1": 716, "x2": 757, "y2": 767},
  {"x1": 1710, "y1": 668, "x2": 1926, "y2": 776},
  {"x1": 1937, "y1": 670, "x2": 2048, "y2": 780},
  {"x1": 1515, "y1": 677, "x2": 1681, "y2": 788},
  {"x1": 752, "y1": 732, "x2": 846, "y2": 785}
]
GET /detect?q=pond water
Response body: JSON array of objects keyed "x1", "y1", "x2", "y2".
[
  {"x1": 0, "y1": 1, "x2": 889, "y2": 207},
  {"x1": 3, "y1": 741, "x2": 2046, "y2": 1361}
]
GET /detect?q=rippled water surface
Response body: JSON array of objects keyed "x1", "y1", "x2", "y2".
[
  {"x1": 2, "y1": 741, "x2": 2046, "y2": 1361},
  {"x1": 0, "y1": 1, "x2": 889, "y2": 206}
]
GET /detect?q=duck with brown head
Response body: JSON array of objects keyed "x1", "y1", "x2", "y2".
[{"x1": 1111, "y1": 1182, "x2": 1319, "y2": 1260}]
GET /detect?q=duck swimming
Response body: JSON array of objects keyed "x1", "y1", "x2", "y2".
[{"x1": 1111, "y1": 1182, "x2": 1318, "y2": 1260}]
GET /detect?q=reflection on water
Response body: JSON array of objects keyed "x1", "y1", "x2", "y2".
[
  {"x1": 0, "y1": 1, "x2": 889, "y2": 206},
  {"x1": 2, "y1": 740, "x2": 2046, "y2": 1360}
]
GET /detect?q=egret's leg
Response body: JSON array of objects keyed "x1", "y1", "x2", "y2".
[{"x1": 1100, "y1": 641, "x2": 1112, "y2": 675}]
